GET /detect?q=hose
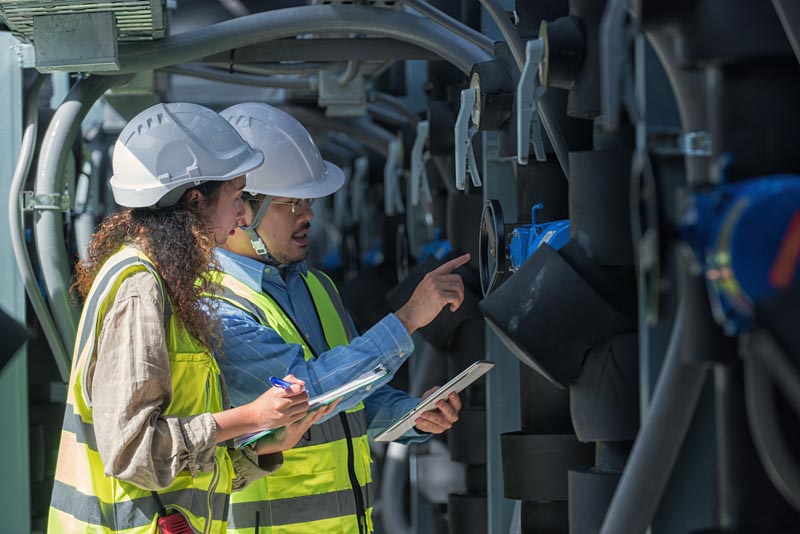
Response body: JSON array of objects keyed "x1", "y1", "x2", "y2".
[{"x1": 8, "y1": 74, "x2": 71, "y2": 381}]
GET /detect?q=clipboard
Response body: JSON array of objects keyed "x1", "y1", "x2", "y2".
[
  {"x1": 234, "y1": 364, "x2": 390, "y2": 449},
  {"x1": 373, "y1": 360, "x2": 495, "y2": 442}
]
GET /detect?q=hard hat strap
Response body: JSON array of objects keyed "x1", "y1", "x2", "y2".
[{"x1": 241, "y1": 195, "x2": 286, "y2": 268}]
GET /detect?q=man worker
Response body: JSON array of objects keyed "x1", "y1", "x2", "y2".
[{"x1": 206, "y1": 102, "x2": 469, "y2": 534}]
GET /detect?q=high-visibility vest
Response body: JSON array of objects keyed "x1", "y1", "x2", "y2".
[
  {"x1": 208, "y1": 268, "x2": 374, "y2": 534},
  {"x1": 48, "y1": 246, "x2": 235, "y2": 534}
]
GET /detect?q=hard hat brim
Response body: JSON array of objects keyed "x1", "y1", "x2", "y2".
[{"x1": 246, "y1": 159, "x2": 345, "y2": 199}]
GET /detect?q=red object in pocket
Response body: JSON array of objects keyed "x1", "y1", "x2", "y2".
[{"x1": 158, "y1": 513, "x2": 194, "y2": 534}]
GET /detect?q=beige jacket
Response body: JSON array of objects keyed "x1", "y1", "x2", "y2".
[{"x1": 90, "y1": 271, "x2": 282, "y2": 492}]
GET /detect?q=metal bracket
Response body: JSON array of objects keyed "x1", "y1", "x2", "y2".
[
  {"x1": 516, "y1": 39, "x2": 547, "y2": 165},
  {"x1": 648, "y1": 129, "x2": 713, "y2": 157},
  {"x1": 410, "y1": 120, "x2": 433, "y2": 206},
  {"x1": 384, "y1": 138, "x2": 405, "y2": 215},
  {"x1": 454, "y1": 87, "x2": 482, "y2": 190},
  {"x1": 22, "y1": 191, "x2": 71, "y2": 212}
]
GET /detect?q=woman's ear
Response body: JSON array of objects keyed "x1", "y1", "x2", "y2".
[{"x1": 184, "y1": 188, "x2": 207, "y2": 213}]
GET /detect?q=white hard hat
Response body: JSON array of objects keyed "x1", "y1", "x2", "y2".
[
  {"x1": 221, "y1": 102, "x2": 345, "y2": 199},
  {"x1": 110, "y1": 102, "x2": 264, "y2": 208}
]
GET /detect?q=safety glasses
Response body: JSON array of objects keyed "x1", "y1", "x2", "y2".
[{"x1": 269, "y1": 197, "x2": 316, "y2": 216}]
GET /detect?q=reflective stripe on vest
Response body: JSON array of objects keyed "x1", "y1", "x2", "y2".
[
  {"x1": 48, "y1": 246, "x2": 234, "y2": 534},
  {"x1": 206, "y1": 268, "x2": 375, "y2": 534}
]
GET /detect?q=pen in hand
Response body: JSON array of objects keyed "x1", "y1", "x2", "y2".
[{"x1": 270, "y1": 376, "x2": 304, "y2": 393}]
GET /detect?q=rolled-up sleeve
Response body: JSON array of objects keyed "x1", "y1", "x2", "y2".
[{"x1": 91, "y1": 272, "x2": 219, "y2": 491}]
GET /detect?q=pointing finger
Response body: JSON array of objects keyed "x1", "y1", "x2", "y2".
[{"x1": 433, "y1": 253, "x2": 471, "y2": 275}]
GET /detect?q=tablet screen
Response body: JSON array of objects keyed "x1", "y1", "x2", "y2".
[{"x1": 373, "y1": 360, "x2": 495, "y2": 442}]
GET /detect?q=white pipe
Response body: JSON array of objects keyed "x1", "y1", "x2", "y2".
[
  {"x1": 8, "y1": 74, "x2": 71, "y2": 381},
  {"x1": 113, "y1": 6, "x2": 491, "y2": 76}
]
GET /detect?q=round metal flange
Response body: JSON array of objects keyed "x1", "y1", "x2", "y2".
[{"x1": 479, "y1": 199, "x2": 507, "y2": 296}]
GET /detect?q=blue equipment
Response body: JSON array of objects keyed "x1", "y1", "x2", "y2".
[
  {"x1": 681, "y1": 174, "x2": 800, "y2": 334},
  {"x1": 508, "y1": 203, "x2": 571, "y2": 272}
]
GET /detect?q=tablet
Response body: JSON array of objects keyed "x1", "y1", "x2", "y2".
[{"x1": 373, "y1": 360, "x2": 495, "y2": 442}]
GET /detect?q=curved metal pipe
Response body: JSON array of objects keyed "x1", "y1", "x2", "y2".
[
  {"x1": 336, "y1": 60, "x2": 361, "y2": 85},
  {"x1": 162, "y1": 64, "x2": 313, "y2": 89},
  {"x1": 113, "y1": 5, "x2": 491, "y2": 76},
  {"x1": 773, "y1": 0, "x2": 800, "y2": 66},
  {"x1": 744, "y1": 334, "x2": 800, "y2": 512},
  {"x1": 206, "y1": 61, "x2": 338, "y2": 75},
  {"x1": 379, "y1": 339, "x2": 437, "y2": 534},
  {"x1": 404, "y1": 0, "x2": 495, "y2": 54},
  {"x1": 367, "y1": 104, "x2": 413, "y2": 128},
  {"x1": 644, "y1": 31, "x2": 710, "y2": 187},
  {"x1": 600, "y1": 301, "x2": 710, "y2": 534},
  {"x1": 34, "y1": 74, "x2": 130, "y2": 353},
  {"x1": 478, "y1": 0, "x2": 571, "y2": 179},
  {"x1": 477, "y1": 0, "x2": 524, "y2": 68},
  {"x1": 8, "y1": 74, "x2": 71, "y2": 381},
  {"x1": 370, "y1": 91, "x2": 420, "y2": 126},
  {"x1": 284, "y1": 105, "x2": 395, "y2": 157}
]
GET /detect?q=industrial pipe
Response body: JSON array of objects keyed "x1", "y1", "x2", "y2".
[
  {"x1": 112, "y1": 6, "x2": 491, "y2": 76},
  {"x1": 773, "y1": 0, "x2": 800, "y2": 66},
  {"x1": 370, "y1": 91, "x2": 420, "y2": 126},
  {"x1": 283, "y1": 105, "x2": 395, "y2": 157},
  {"x1": 33, "y1": 74, "x2": 130, "y2": 354},
  {"x1": 600, "y1": 301, "x2": 710, "y2": 534},
  {"x1": 744, "y1": 339, "x2": 800, "y2": 513},
  {"x1": 162, "y1": 64, "x2": 313, "y2": 89},
  {"x1": 8, "y1": 74, "x2": 71, "y2": 381},
  {"x1": 404, "y1": 0, "x2": 495, "y2": 54}
]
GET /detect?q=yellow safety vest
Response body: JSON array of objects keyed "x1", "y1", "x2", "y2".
[
  {"x1": 208, "y1": 268, "x2": 374, "y2": 534},
  {"x1": 48, "y1": 246, "x2": 235, "y2": 534}
]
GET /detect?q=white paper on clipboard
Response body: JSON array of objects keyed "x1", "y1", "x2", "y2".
[
  {"x1": 234, "y1": 364, "x2": 390, "y2": 449},
  {"x1": 373, "y1": 360, "x2": 495, "y2": 442}
]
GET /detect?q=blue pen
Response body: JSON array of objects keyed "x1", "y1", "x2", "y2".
[{"x1": 269, "y1": 376, "x2": 293, "y2": 390}]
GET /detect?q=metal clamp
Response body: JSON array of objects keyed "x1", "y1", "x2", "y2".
[
  {"x1": 410, "y1": 120, "x2": 433, "y2": 206},
  {"x1": 454, "y1": 87, "x2": 482, "y2": 190},
  {"x1": 648, "y1": 129, "x2": 713, "y2": 157},
  {"x1": 22, "y1": 191, "x2": 71, "y2": 211},
  {"x1": 384, "y1": 138, "x2": 405, "y2": 215},
  {"x1": 517, "y1": 38, "x2": 547, "y2": 165}
]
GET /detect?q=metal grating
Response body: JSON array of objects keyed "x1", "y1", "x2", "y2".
[{"x1": 0, "y1": 0, "x2": 166, "y2": 41}]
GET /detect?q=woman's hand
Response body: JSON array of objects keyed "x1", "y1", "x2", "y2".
[
  {"x1": 255, "y1": 400, "x2": 341, "y2": 455},
  {"x1": 247, "y1": 375, "x2": 309, "y2": 430}
]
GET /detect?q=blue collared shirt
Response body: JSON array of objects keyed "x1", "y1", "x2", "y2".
[{"x1": 211, "y1": 248, "x2": 428, "y2": 442}]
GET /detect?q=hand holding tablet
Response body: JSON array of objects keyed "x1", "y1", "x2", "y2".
[{"x1": 373, "y1": 360, "x2": 495, "y2": 442}]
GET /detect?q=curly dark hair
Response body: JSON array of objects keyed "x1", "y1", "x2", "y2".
[{"x1": 74, "y1": 182, "x2": 233, "y2": 346}]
